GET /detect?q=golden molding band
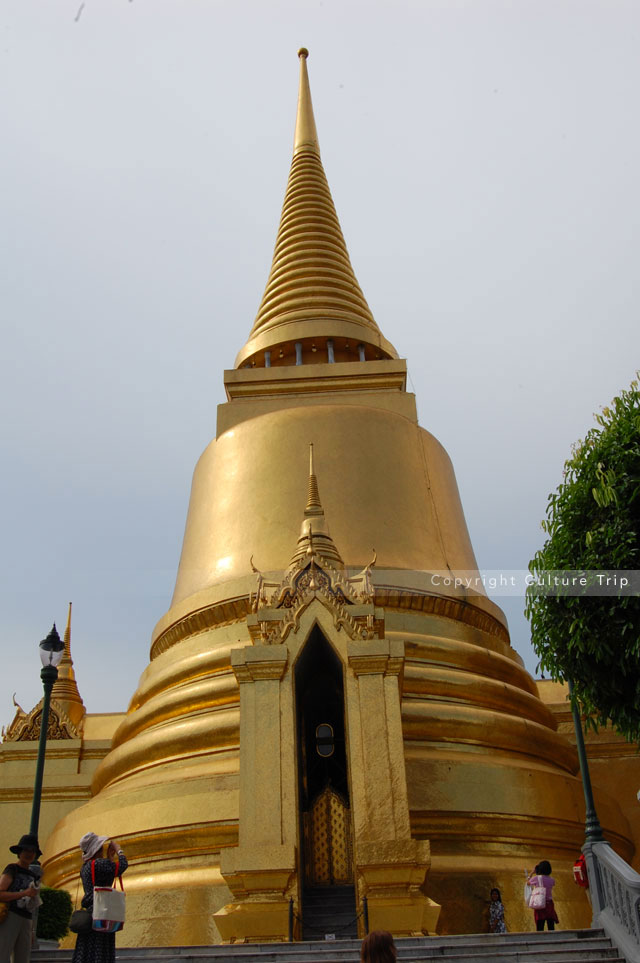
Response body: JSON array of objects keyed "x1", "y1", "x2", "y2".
[{"x1": 151, "y1": 586, "x2": 509, "y2": 660}]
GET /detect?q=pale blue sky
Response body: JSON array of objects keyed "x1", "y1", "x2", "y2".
[{"x1": 1, "y1": 0, "x2": 638, "y2": 722}]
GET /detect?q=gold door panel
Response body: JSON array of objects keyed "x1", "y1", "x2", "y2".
[{"x1": 304, "y1": 786, "x2": 353, "y2": 885}]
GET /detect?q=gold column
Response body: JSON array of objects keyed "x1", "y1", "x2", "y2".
[
  {"x1": 347, "y1": 639, "x2": 440, "y2": 936},
  {"x1": 215, "y1": 644, "x2": 297, "y2": 943}
]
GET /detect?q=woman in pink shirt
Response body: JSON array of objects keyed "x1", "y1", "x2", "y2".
[{"x1": 527, "y1": 860, "x2": 559, "y2": 931}]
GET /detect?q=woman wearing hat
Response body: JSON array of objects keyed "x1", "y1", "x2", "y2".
[
  {"x1": 0, "y1": 833, "x2": 40, "y2": 963},
  {"x1": 71, "y1": 832, "x2": 128, "y2": 963}
]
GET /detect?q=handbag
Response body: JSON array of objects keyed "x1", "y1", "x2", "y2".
[
  {"x1": 523, "y1": 882, "x2": 532, "y2": 906},
  {"x1": 92, "y1": 858, "x2": 125, "y2": 933},
  {"x1": 69, "y1": 908, "x2": 92, "y2": 934},
  {"x1": 69, "y1": 874, "x2": 92, "y2": 934},
  {"x1": 528, "y1": 877, "x2": 547, "y2": 909}
]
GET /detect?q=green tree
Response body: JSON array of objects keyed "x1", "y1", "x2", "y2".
[
  {"x1": 525, "y1": 376, "x2": 640, "y2": 742},
  {"x1": 36, "y1": 886, "x2": 72, "y2": 942}
]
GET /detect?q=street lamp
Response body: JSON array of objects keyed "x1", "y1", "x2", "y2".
[
  {"x1": 29, "y1": 624, "x2": 65, "y2": 845},
  {"x1": 567, "y1": 678, "x2": 605, "y2": 844},
  {"x1": 567, "y1": 678, "x2": 609, "y2": 922}
]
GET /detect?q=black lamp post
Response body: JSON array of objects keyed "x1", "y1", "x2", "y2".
[
  {"x1": 567, "y1": 678, "x2": 605, "y2": 844},
  {"x1": 29, "y1": 624, "x2": 65, "y2": 844}
]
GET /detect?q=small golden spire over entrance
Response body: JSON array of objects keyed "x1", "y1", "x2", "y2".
[
  {"x1": 289, "y1": 444, "x2": 344, "y2": 570},
  {"x1": 306, "y1": 443, "x2": 322, "y2": 513}
]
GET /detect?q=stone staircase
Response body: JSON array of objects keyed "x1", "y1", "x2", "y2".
[
  {"x1": 301, "y1": 885, "x2": 359, "y2": 940},
  {"x1": 31, "y1": 928, "x2": 625, "y2": 962}
]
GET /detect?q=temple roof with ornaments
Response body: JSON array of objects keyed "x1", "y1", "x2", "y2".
[{"x1": 2, "y1": 604, "x2": 85, "y2": 742}]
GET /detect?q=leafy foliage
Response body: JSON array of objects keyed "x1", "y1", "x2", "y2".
[
  {"x1": 36, "y1": 886, "x2": 72, "y2": 942},
  {"x1": 525, "y1": 376, "x2": 640, "y2": 741}
]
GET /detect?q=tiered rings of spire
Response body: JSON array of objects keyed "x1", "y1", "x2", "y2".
[{"x1": 235, "y1": 49, "x2": 397, "y2": 369}]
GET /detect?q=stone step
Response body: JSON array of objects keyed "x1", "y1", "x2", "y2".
[
  {"x1": 301, "y1": 885, "x2": 358, "y2": 941},
  {"x1": 302, "y1": 893, "x2": 355, "y2": 900},
  {"x1": 31, "y1": 957, "x2": 627, "y2": 963},
  {"x1": 36, "y1": 930, "x2": 603, "y2": 952},
  {"x1": 407, "y1": 951, "x2": 622, "y2": 963},
  {"x1": 30, "y1": 953, "x2": 625, "y2": 963},
  {"x1": 303, "y1": 906, "x2": 354, "y2": 911},
  {"x1": 302, "y1": 905, "x2": 358, "y2": 916},
  {"x1": 31, "y1": 929, "x2": 622, "y2": 963}
]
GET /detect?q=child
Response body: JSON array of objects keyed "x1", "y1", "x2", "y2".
[
  {"x1": 527, "y1": 860, "x2": 559, "y2": 931},
  {"x1": 489, "y1": 887, "x2": 507, "y2": 933}
]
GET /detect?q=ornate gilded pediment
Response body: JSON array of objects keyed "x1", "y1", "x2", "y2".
[
  {"x1": 247, "y1": 444, "x2": 384, "y2": 646},
  {"x1": 1, "y1": 605, "x2": 86, "y2": 742},
  {"x1": 249, "y1": 544, "x2": 383, "y2": 646},
  {"x1": 2, "y1": 699, "x2": 81, "y2": 743}
]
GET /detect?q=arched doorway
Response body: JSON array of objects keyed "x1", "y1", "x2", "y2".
[{"x1": 295, "y1": 626, "x2": 356, "y2": 936}]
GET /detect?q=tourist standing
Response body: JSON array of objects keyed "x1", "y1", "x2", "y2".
[
  {"x1": 489, "y1": 887, "x2": 507, "y2": 933},
  {"x1": 0, "y1": 833, "x2": 40, "y2": 963},
  {"x1": 71, "y1": 833, "x2": 128, "y2": 963},
  {"x1": 527, "y1": 860, "x2": 559, "y2": 931}
]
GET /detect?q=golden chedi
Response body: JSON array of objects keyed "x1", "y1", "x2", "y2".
[{"x1": 43, "y1": 50, "x2": 632, "y2": 944}]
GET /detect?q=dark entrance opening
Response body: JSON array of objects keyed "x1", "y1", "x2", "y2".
[{"x1": 295, "y1": 625, "x2": 357, "y2": 939}]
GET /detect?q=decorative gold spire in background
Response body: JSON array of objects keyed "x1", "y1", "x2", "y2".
[
  {"x1": 52, "y1": 602, "x2": 85, "y2": 728},
  {"x1": 235, "y1": 49, "x2": 397, "y2": 368},
  {"x1": 63, "y1": 602, "x2": 73, "y2": 659}
]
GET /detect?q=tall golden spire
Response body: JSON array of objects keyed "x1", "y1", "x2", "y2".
[
  {"x1": 235, "y1": 49, "x2": 397, "y2": 368},
  {"x1": 293, "y1": 48, "x2": 319, "y2": 156},
  {"x1": 52, "y1": 602, "x2": 85, "y2": 727},
  {"x1": 288, "y1": 444, "x2": 344, "y2": 570}
]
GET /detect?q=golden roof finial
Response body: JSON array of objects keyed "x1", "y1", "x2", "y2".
[
  {"x1": 306, "y1": 443, "x2": 322, "y2": 513},
  {"x1": 235, "y1": 50, "x2": 398, "y2": 369},
  {"x1": 293, "y1": 47, "x2": 319, "y2": 156},
  {"x1": 289, "y1": 445, "x2": 344, "y2": 570}
]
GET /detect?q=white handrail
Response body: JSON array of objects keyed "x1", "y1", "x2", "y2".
[{"x1": 585, "y1": 839, "x2": 640, "y2": 963}]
